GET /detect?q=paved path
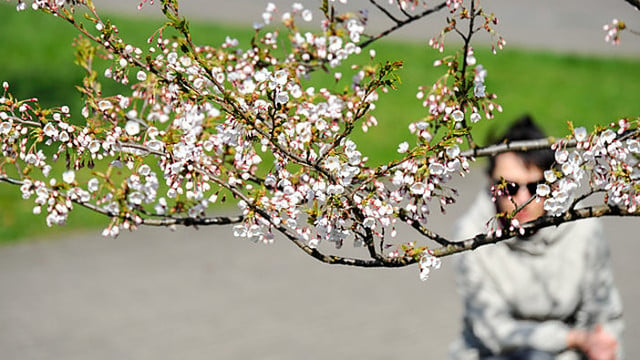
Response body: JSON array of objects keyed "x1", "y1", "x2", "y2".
[
  {"x1": 2, "y1": 1, "x2": 640, "y2": 359},
  {"x1": 1, "y1": 170, "x2": 639, "y2": 359},
  {"x1": 95, "y1": 0, "x2": 640, "y2": 56}
]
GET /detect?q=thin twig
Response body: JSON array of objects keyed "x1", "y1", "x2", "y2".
[
  {"x1": 359, "y1": 1, "x2": 448, "y2": 48},
  {"x1": 398, "y1": 209, "x2": 454, "y2": 246},
  {"x1": 369, "y1": 0, "x2": 401, "y2": 24},
  {"x1": 396, "y1": 0, "x2": 413, "y2": 18},
  {"x1": 461, "y1": 137, "x2": 564, "y2": 158},
  {"x1": 458, "y1": 0, "x2": 478, "y2": 149}
]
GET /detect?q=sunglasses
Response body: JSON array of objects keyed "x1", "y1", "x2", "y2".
[{"x1": 492, "y1": 179, "x2": 543, "y2": 197}]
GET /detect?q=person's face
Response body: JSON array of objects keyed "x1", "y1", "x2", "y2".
[{"x1": 491, "y1": 152, "x2": 545, "y2": 224}]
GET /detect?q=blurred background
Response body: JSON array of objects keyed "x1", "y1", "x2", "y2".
[{"x1": 0, "y1": 1, "x2": 639, "y2": 359}]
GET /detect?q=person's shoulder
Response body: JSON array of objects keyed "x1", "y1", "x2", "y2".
[
  {"x1": 556, "y1": 217, "x2": 608, "y2": 256},
  {"x1": 563, "y1": 217, "x2": 603, "y2": 239}
]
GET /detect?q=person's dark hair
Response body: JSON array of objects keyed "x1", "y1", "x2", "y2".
[{"x1": 486, "y1": 114, "x2": 555, "y2": 176}]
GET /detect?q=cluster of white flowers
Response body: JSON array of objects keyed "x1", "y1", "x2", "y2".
[
  {"x1": 603, "y1": 19, "x2": 625, "y2": 45},
  {"x1": 474, "y1": 64, "x2": 487, "y2": 98},
  {"x1": 360, "y1": 190, "x2": 396, "y2": 230},
  {"x1": 539, "y1": 124, "x2": 640, "y2": 216},
  {"x1": 313, "y1": 215, "x2": 351, "y2": 248},
  {"x1": 419, "y1": 249, "x2": 442, "y2": 281},
  {"x1": 291, "y1": 30, "x2": 362, "y2": 68},
  {"x1": 16, "y1": 0, "x2": 70, "y2": 11},
  {"x1": 389, "y1": 142, "x2": 469, "y2": 227},
  {"x1": 260, "y1": 2, "x2": 314, "y2": 27},
  {"x1": 416, "y1": 60, "x2": 496, "y2": 128},
  {"x1": 19, "y1": 178, "x2": 73, "y2": 226}
]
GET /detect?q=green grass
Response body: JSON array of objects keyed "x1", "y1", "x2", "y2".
[
  {"x1": 1, "y1": 4, "x2": 640, "y2": 243},
  {"x1": 354, "y1": 45, "x2": 640, "y2": 161}
]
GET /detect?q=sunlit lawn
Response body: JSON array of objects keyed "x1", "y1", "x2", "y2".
[{"x1": 1, "y1": 4, "x2": 640, "y2": 243}]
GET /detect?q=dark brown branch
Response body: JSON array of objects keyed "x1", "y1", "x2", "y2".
[
  {"x1": 431, "y1": 204, "x2": 640, "y2": 257},
  {"x1": 359, "y1": 1, "x2": 448, "y2": 48},
  {"x1": 354, "y1": 207, "x2": 385, "y2": 261},
  {"x1": 247, "y1": 200, "x2": 414, "y2": 268},
  {"x1": 463, "y1": 128, "x2": 640, "y2": 159},
  {"x1": 462, "y1": 137, "x2": 563, "y2": 158},
  {"x1": 127, "y1": 213, "x2": 244, "y2": 227},
  {"x1": 623, "y1": 0, "x2": 640, "y2": 11},
  {"x1": 458, "y1": 0, "x2": 479, "y2": 149},
  {"x1": 569, "y1": 189, "x2": 606, "y2": 211}
]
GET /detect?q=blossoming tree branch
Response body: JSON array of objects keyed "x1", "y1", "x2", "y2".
[{"x1": 2, "y1": 0, "x2": 639, "y2": 279}]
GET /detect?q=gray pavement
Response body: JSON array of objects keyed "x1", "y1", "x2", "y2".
[
  {"x1": 1, "y1": 170, "x2": 639, "y2": 359},
  {"x1": 2, "y1": 1, "x2": 640, "y2": 359},
  {"x1": 0, "y1": 222, "x2": 461, "y2": 360},
  {"x1": 95, "y1": 0, "x2": 640, "y2": 56}
]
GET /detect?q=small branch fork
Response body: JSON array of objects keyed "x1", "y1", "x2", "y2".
[{"x1": 359, "y1": 1, "x2": 448, "y2": 48}]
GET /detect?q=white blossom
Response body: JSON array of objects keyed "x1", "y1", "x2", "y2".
[
  {"x1": 555, "y1": 149, "x2": 569, "y2": 164},
  {"x1": 325, "y1": 156, "x2": 342, "y2": 172},
  {"x1": 446, "y1": 145, "x2": 460, "y2": 159},
  {"x1": 362, "y1": 217, "x2": 375, "y2": 228},
  {"x1": 474, "y1": 82, "x2": 486, "y2": 98},
  {"x1": 43, "y1": 122, "x2": 58, "y2": 138},
  {"x1": 574, "y1": 127, "x2": 588, "y2": 142},
  {"x1": 544, "y1": 170, "x2": 557, "y2": 183},
  {"x1": 429, "y1": 162, "x2": 445, "y2": 176},
  {"x1": 410, "y1": 182, "x2": 426, "y2": 195},
  {"x1": 62, "y1": 170, "x2": 75, "y2": 184},
  {"x1": 98, "y1": 100, "x2": 113, "y2": 111},
  {"x1": 601, "y1": 129, "x2": 616, "y2": 144},
  {"x1": 326, "y1": 184, "x2": 344, "y2": 195},
  {"x1": 136, "y1": 70, "x2": 147, "y2": 82},
  {"x1": 125, "y1": 121, "x2": 141, "y2": 136},
  {"x1": 0, "y1": 121, "x2": 12, "y2": 135},
  {"x1": 301, "y1": 9, "x2": 313, "y2": 22},
  {"x1": 451, "y1": 110, "x2": 464, "y2": 122},
  {"x1": 536, "y1": 183, "x2": 551, "y2": 197},
  {"x1": 87, "y1": 178, "x2": 100, "y2": 193}
]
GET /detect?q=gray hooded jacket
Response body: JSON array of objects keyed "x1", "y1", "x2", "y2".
[{"x1": 449, "y1": 191, "x2": 624, "y2": 359}]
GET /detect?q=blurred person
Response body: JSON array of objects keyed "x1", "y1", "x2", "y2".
[{"x1": 448, "y1": 115, "x2": 624, "y2": 360}]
